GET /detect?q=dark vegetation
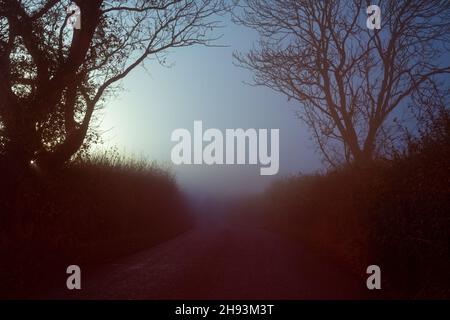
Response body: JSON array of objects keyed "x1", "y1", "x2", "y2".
[
  {"x1": 231, "y1": 0, "x2": 450, "y2": 299},
  {"x1": 0, "y1": 153, "x2": 192, "y2": 298},
  {"x1": 0, "y1": 0, "x2": 226, "y2": 168},
  {"x1": 232, "y1": 110, "x2": 450, "y2": 299},
  {"x1": 0, "y1": 0, "x2": 223, "y2": 298}
]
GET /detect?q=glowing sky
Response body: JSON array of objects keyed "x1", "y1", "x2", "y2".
[{"x1": 98, "y1": 18, "x2": 321, "y2": 197}]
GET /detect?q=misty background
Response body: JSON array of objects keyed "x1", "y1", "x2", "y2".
[{"x1": 97, "y1": 17, "x2": 321, "y2": 197}]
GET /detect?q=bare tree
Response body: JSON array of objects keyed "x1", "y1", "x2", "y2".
[
  {"x1": 233, "y1": 0, "x2": 450, "y2": 166},
  {"x1": 0, "y1": 0, "x2": 226, "y2": 169}
]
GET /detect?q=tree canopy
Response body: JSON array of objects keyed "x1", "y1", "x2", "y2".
[
  {"x1": 0, "y1": 0, "x2": 226, "y2": 168},
  {"x1": 233, "y1": 0, "x2": 450, "y2": 166}
]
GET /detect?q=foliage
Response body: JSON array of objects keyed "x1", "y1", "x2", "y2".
[
  {"x1": 0, "y1": 151, "x2": 192, "y2": 298},
  {"x1": 233, "y1": 110, "x2": 450, "y2": 298},
  {"x1": 0, "y1": 0, "x2": 226, "y2": 167}
]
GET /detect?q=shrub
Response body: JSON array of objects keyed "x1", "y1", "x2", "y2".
[
  {"x1": 0, "y1": 152, "x2": 192, "y2": 298},
  {"x1": 232, "y1": 111, "x2": 450, "y2": 298}
]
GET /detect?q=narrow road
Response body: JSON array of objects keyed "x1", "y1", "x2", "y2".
[{"x1": 53, "y1": 222, "x2": 369, "y2": 299}]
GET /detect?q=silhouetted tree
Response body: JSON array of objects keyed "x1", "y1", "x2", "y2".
[
  {"x1": 233, "y1": 0, "x2": 450, "y2": 166},
  {"x1": 0, "y1": 0, "x2": 226, "y2": 169}
]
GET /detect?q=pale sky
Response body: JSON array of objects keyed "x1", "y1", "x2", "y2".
[{"x1": 97, "y1": 17, "x2": 322, "y2": 197}]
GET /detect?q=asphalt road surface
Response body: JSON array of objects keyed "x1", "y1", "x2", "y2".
[{"x1": 53, "y1": 222, "x2": 370, "y2": 299}]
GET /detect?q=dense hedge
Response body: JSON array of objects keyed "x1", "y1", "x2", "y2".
[
  {"x1": 0, "y1": 154, "x2": 192, "y2": 298},
  {"x1": 233, "y1": 111, "x2": 450, "y2": 298}
]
